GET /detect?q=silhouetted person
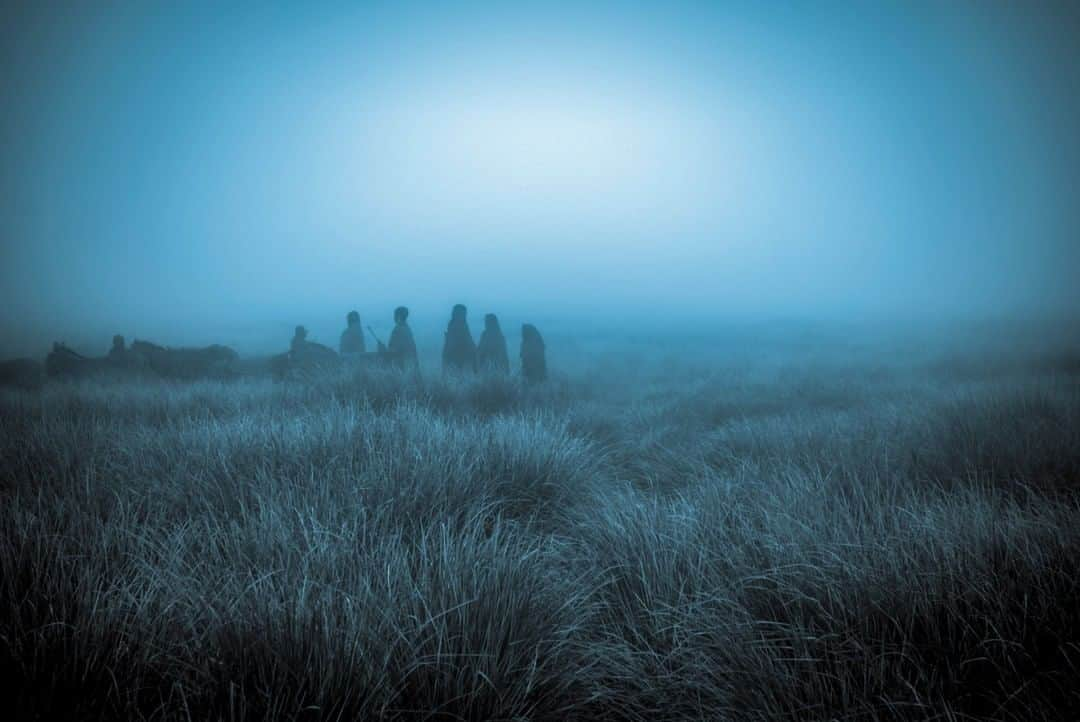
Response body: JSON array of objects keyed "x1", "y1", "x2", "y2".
[
  {"x1": 107, "y1": 333, "x2": 142, "y2": 370},
  {"x1": 107, "y1": 334, "x2": 126, "y2": 362},
  {"x1": 339, "y1": 310, "x2": 366, "y2": 357},
  {"x1": 290, "y1": 325, "x2": 309, "y2": 355},
  {"x1": 520, "y1": 323, "x2": 547, "y2": 385},
  {"x1": 387, "y1": 306, "x2": 419, "y2": 371},
  {"x1": 442, "y1": 304, "x2": 476, "y2": 375},
  {"x1": 476, "y1": 313, "x2": 509, "y2": 374}
]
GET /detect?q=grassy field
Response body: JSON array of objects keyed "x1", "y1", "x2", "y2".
[{"x1": 3, "y1": 328, "x2": 1080, "y2": 721}]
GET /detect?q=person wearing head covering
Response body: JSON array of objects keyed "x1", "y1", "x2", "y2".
[
  {"x1": 441, "y1": 304, "x2": 476, "y2": 375},
  {"x1": 520, "y1": 323, "x2": 547, "y2": 385},
  {"x1": 290, "y1": 325, "x2": 309, "y2": 355},
  {"x1": 107, "y1": 334, "x2": 127, "y2": 362},
  {"x1": 476, "y1": 313, "x2": 509, "y2": 374},
  {"x1": 387, "y1": 306, "x2": 419, "y2": 371},
  {"x1": 339, "y1": 310, "x2": 366, "y2": 357}
]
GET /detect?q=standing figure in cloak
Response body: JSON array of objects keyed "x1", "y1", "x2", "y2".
[
  {"x1": 476, "y1": 313, "x2": 510, "y2": 374},
  {"x1": 107, "y1": 334, "x2": 127, "y2": 363},
  {"x1": 387, "y1": 305, "x2": 419, "y2": 372},
  {"x1": 520, "y1": 323, "x2": 547, "y2": 385},
  {"x1": 339, "y1": 310, "x2": 366, "y2": 358},
  {"x1": 290, "y1": 326, "x2": 309, "y2": 355},
  {"x1": 441, "y1": 304, "x2": 476, "y2": 375}
]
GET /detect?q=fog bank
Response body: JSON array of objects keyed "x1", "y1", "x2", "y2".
[{"x1": 2, "y1": 1, "x2": 1079, "y2": 356}]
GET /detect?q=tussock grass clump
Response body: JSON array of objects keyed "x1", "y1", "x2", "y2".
[
  {"x1": 571, "y1": 470, "x2": 1080, "y2": 720},
  {"x1": 1, "y1": 501, "x2": 590, "y2": 720},
  {"x1": 2, "y1": 340, "x2": 1080, "y2": 720}
]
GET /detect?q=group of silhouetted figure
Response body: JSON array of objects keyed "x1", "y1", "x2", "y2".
[
  {"x1": 291, "y1": 304, "x2": 547, "y2": 384},
  {"x1": 0, "y1": 304, "x2": 549, "y2": 389}
]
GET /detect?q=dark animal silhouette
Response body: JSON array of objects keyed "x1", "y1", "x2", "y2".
[
  {"x1": 45, "y1": 343, "x2": 114, "y2": 379},
  {"x1": 442, "y1": 304, "x2": 476, "y2": 375},
  {"x1": 520, "y1": 324, "x2": 547, "y2": 385},
  {"x1": 269, "y1": 352, "x2": 292, "y2": 379},
  {"x1": 289, "y1": 341, "x2": 338, "y2": 367},
  {"x1": 476, "y1": 313, "x2": 510, "y2": 374},
  {"x1": 129, "y1": 340, "x2": 238, "y2": 379},
  {"x1": 0, "y1": 358, "x2": 44, "y2": 390},
  {"x1": 271, "y1": 327, "x2": 341, "y2": 379}
]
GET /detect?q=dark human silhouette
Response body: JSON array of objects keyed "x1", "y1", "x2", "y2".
[
  {"x1": 108, "y1": 334, "x2": 127, "y2": 362},
  {"x1": 339, "y1": 310, "x2": 366, "y2": 356},
  {"x1": 442, "y1": 304, "x2": 476, "y2": 375},
  {"x1": 107, "y1": 334, "x2": 148, "y2": 372},
  {"x1": 520, "y1": 323, "x2": 547, "y2": 385},
  {"x1": 386, "y1": 306, "x2": 419, "y2": 371},
  {"x1": 290, "y1": 325, "x2": 309, "y2": 355},
  {"x1": 476, "y1": 313, "x2": 510, "y2": 374},
  {"x1": 280, "y1": 326, "x2": 339, "y2": 376}
]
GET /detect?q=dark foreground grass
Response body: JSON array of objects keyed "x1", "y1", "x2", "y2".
[{"x1": 2, "y1": 347, "x2": 1080, "y2": 721}]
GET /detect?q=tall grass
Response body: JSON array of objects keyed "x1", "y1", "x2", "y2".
[{"x1": 2, "y1": 345, "x2": 1079, "y2": 720}]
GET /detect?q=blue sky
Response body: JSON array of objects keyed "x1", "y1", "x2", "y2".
[{"x1": 1, "y1": 1, "x2": 1078, "y2": 352}]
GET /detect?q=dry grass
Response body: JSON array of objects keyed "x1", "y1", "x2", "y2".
[{"x1": 2, "y1": 337, "x2": 1079, "y2": 720}]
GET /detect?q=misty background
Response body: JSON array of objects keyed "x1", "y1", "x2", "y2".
[{"x1": 1, "y1": 0, "x2": 1078, "y2": 358}]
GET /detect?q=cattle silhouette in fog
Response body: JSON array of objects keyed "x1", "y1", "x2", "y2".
[
  {"x1": 46, "y1": 343, "x2": 112, "y2": 379},
  {"x1": 273, "y1": 325, "x2": 339, "y2": 378},
  {"x1": 129, "y1": 340, "x2": 238, "y2": 379}
]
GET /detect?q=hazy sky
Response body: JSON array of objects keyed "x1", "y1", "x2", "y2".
[{"x1": 2, "y1": 1, "x2": 1078, "y2": 353}]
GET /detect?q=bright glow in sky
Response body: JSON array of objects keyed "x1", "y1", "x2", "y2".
[
  {"x1": 1, "y1": 1, "x2": 1078, "y2": 353},
  {"x1": 356, "y1": 81, "x2": 724, "y2": 235}
]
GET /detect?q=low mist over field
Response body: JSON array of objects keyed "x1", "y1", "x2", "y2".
[
  {"x1": 2, "y1": 1, "x2": 1080, "y2": 355},
  {"x1": 2, "y1": 2, "x2": 1080, "y2": 721}
]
